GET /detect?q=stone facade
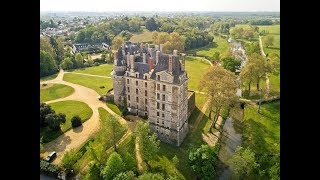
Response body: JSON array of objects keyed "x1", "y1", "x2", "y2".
[{"x1": 111, "y1": 41, "x2": 192, "y2": 146}]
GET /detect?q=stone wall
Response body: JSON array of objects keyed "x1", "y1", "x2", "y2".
[{"x1": 187, "y1": 90, "x2": 196, "y2": 119}]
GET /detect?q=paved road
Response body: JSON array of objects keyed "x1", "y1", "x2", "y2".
[{"x1": 41, "y1": 69, "x2": 129, "y2": 165}]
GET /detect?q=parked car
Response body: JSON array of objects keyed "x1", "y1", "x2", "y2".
[{"x1": 45, "y1": 151, "x2": 56, "y2": 162}]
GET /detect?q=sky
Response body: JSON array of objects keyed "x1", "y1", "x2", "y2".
[{"x1": 40, "y1": 0, "x2": 280, "y2": 12}]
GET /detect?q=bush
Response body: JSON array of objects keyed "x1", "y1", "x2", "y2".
[
  {"x1": 40, "y1": 160, "x2": 61, "y2": 177},
  {"x1": 71, "y1": 115, "x2": 82, "y2": 128},
  {"x1": 93, "y1": 62, "x2": 100, "y2": 66}
]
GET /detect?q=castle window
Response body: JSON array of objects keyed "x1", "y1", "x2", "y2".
[
  {"x1": 145, "y1": 82, "x2": 147, "y2": 87},
  {"x1": 162, "y1": 94, "x2": 165, "y2": 101},
  {"x1": 157, "y1": 93, "x2": 160, "y2": 100},
  {"x1": 136, "y1": 81, "x2": 138, "y2": 86},
  {"x1": 145, "y1": 99, "x2": 147, "y2": 105},
  {"x1": 144, "y1": 75, "x2": 147, "y2": 80},
  {"x1": 137, "y1": 105, "x2": 138, "y2": 109},
  {"x1": 128, "y1": 95, "x2": 130, "y2": 101},
  {"x1": 162, "y1": 121, "x2": 164, "y2": 125},
  {"x1": 157, "y1": 102, "x2": 160, "y2": 109},
  {"x1": 162, "y1": 104, "x2": 165, "y2": 111},
  {"x1": 127, "y1": 87, "x2": 130, "y2": 93},
  {"x1": 145, "y1": 90, "x2": 147, "y2": 96},
  {"x1": 136, "y1": 97, "x2": 139, "y2": 102},
  {"x1": 157, "y1": 84, "x2": 160, "y2": 90},
  {"x1": 157, "y1": 75, "x2": 160, "y2": 80},
  {"x1": 163, "y1": 85, "x2": 166, "y2": 91},
  {"x1": 145, "y1": 106, "x2": 147, "y2": 111},
  {"x1": 128, "y1": 103, "x2": 130, "y2": 107},
  {"x1": 162, "y1": 113, "x2": 165, "y2": 118},
  {"x1": 136, "y1": 89, "x2": 138, "y2": 94},
  {"x1": 127, "y1": 79, "x2": 129, "y2": 84},
  {"x1": 157, "y1": 112, "x2": 159, "y2": 116},
  {"x1": 136, "y1": 74, "x2": 138, "y2": 78}
]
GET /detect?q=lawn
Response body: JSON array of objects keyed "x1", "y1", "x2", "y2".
[
  {"x1": 74, "y1": 107, "x2": 127, "y2": 173},
  {"x1": 269, "y1": 73, "x2": 280, "y2": 96},
  {"x1": 106, "y1": 100, "x2": 122, "y2": 116},
  {"x1": 68, "y1": 63, "x2": 114, "y2": 76},
  {"x1": 63, "y1": 73, "x2": 113, "y2": 95},
  {"x1": 185, "y1": 56, "x2": 211, "y2": 91},
  {"x1": 242, "y1": 101, "x2": 280, "y2": 154},
  {"x1": 129, "y1": 29, "x2": 154, "y2": 43},
  {"x1": 40, "y1": 83, "x2": 75, "y2": 102},
  {"x1": 260, "y1": 25, "x2": 280, "y2": 56},
  {"x1": 40, "y1": 100, "x2": 93, "y2": 143},
  {"x1": 187, "y1": 36, "x2": 229, "y2": 58},
  {"x1": 40, "y1": 73, "x2": 58, "y2": 82}
]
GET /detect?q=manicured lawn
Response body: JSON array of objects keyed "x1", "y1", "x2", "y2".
[
  {"x1": 185, "y1": 56, "x2": 211, "y2": 91},
  {"x1": 74, "y1": 107, "x2": 126, "y2": 173},
  {"x1": 63, "y1": 73, "x2": 113, "y2": 95},
  {"x1": 68, "y1": 63, "x2": 114, "y2": 76},
  {"x1": 187, "y1": 36, "x2": 229, "y2": 58},
  {"x1": 242, "y1": 101, "x2": 280, "y2": 154},
  {"x1": 129, "y1": 29, "x2": 154, "y2": 43},
  {"x1": 40, "y1": 73, "x2": 58, "y2": 82},
  {"x1": 260, "y1": 25, "x2": 280, "y2": 56},
  {"x1": 40, "y1": 100, "x2": 93, "y2": 143},
  {"x1": 106, "y1": 101, "x2": 122, "y2": 116},
  {"x1": 40, "y1": 83, "x2": 75, "y2": 102}
]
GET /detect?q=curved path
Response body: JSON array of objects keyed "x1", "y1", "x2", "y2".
[{"x1": 41, "y1": 69, "x2": 129, "y2": 165}]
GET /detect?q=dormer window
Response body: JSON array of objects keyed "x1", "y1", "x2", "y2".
[{"x1": 157, "y1": 75, "x2": 160, "y2": 81}]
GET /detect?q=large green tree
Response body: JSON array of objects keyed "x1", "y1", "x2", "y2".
[
  {"x1": 40, "y1": 50, "x2": 58, "y2": 77},
  {"x1": 264, "y1": 35, "x2": 274, "y2": 48},
  {"x1": 40, "y1": 103, "x2": 55, "y2": 127},
  {"x1": 40, "y1": 37, "x2": 56, "y2": 61},
  {"x1": 112, "y1": 36, "x2": 125, "y2": 50},
  {"x1": 189, "y1": 145, "x2": 218, "y2": 180},
  {"x1": 61, "y1": 57, "x2": 74, "y2": 70},
  {"x1": 106, "y1": 116, "x2": 124, "y2": 152},
  {"x1": 145, "y1": 17, "x2": 159, "y2": 31},
  {"x1": 222, "y1": 57, "x2": 241, "y2": 73},
  {"x1": 199, "y1": 65, "x2": 238, "y2": 132},
  {"x1": 61, "y1": 148, "x2": 81, "y2": 170},
  {"x1": 74, "y1": 53, "x2": 84, "y2": 68},
  {"x1": 101, "y1": 152, "x2": 125, "y2": 180},
  {"x1": 45, "y1": 113, "x2": 66, "y2": 131},
  {"x1": 138, "y1": 173, "x2": 164, "y2": 180}
]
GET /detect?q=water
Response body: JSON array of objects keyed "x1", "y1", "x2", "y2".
[{"x1": 218, "y1": 117, "x2": 243, "y2": 180}]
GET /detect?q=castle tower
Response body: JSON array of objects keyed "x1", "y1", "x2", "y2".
[{"x1": 111, "y1": 51, "x2": 127, "y2": 106}]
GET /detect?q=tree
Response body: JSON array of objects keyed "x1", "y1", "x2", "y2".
[
  {"x1": 145, "y1": 17, "x2": 159, "y2": 31},
  {"x1": 222, "y1": 57, "x2": 241, "y2": 73},
  {"x1": 71, "y1": 115, "x2": 82, "y2": 128},
  {"x1": 101, "y1": 152, "x2": 125, "y2": 180},
  {"x1": 212, "y1": 52, "x2": 221, "y2": 62},
  {"x1": 76, "y1": 31, "x2": 86, "y2": 43},
  {"x1": 61, "y1": 148, "x2": 81, "y2": 170},
  {"x1": 245, "y1": 42, "x2": 260, "y2": 55},
  {"x1": 240, "y1": 62, "x2": 255, "y2": 96},
  {"x1": 45, "y1": 113, "x2": 66, "y2": 131},
  {"x1": 84, "y1": 162, "x2": 101, "y2": 180},
  {"x1": 172, "y1": 155, "x2": 179, "y2": 167},
  {"x1": 87, "y1": 143, "x2": 106, "y2": 165},
  {"x1": 229, "y1": 146, "x2": 260, "y2": 179},
  {"x1": 264, "y1": 35, "x2": 274, "y2": 48},
  {"x1": 107, "y1": 116, "x2": 124, "y2": 152},
  {"x1": 199, "y1": 65, "x2": 238, "y2": 132},
  {"x1": 138, "y1": 173, "x2": 164, "y2": 180},
  {"x1": 135, "y1": 122, "x2": 160, "y2": 166},
  {"x1": 122, "y1": 152, "x2": 137, "y2": 172},
  {"x1": 269, "y1": 162, "x2": 280, "y2": 180},
  {"x1": 40, "y1": 103, "x2": 55, "y2": 127},
  {"x1": 40, "y1": 37, "x2": 56, "y2": 62},
  {"x1": 40, "y1": 50, "x2": 58, "y2": 77},
  {"x1": 112, "y1": 36, "x2": 125, "y2": 50},
  {"x1": 91, "y1": 31, "x2": 104, "y2": 43},
  {"x1": 50, "y1": 36, "x2": 65, "y2": 65},
  {"x1": 189, "y1": 145, "x2": 218, "y2": 180},
  {"x1": 170, "y1": 32, "x2": 185, "y2": 52},
  {"x1": 61, "y1": 57, "x2": 74, "y2": 70},
  {"x1": 114, "y1": 171, "x2": 136, "y2": 180},
  {"x1": 74, "y1": 53, "x2": 84, "y2": 68}
]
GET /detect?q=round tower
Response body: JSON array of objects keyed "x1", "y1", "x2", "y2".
[{"x1": 111, "y1": 50, "x2": 127, "y2": 106}]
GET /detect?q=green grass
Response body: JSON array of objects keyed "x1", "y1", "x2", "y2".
[
  {"x1": 187, "y1": 36, "x2": 229, "y2": 58},
  {"x1": 40, "y1": 73, "x2": 58, "y2": 82},
  {"x1": 40, "y1": 84, "x2": 75, "y2": 102},
  {"x1": 106, "y1": 101, "x2": 122, "y2": 116},
  {"x1": 269, "y1": 73, "x2": 280, "y2": 96},
  {"x1": 40, "y1": 100, "x2": 93, "y2": 143},
  {"x1": 185, "y1": 56, "x2": 211, "y2": 91},
  {"x1": 242, "y1": 101, "x2": 280, "y2": 154},
  {"x1": 260, "y1": 25, "x2": 280, "y2": 56},
  {"x1": 129, "y1": 29, "x2": 154, "y2": 43},
  {"x1": 74, "y1": 107, "x2": 126, "y2": 173},
  {"x1": 68, "y1": 63, "x2": 114, "y2": 76},
  {"x1": 63, "y1": 73, "x2": 113, "y2": 95}
]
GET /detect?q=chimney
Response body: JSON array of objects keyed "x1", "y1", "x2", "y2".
[
  {"x1": 130, "y1": 55, "x2": 135, "y2": 71},
  {"x1": 160, "y1": 44, "x2": 163, "y2": 52},
  {"x1": 168, "y1": 55, "x2": 173, "y2": 73},
  {"x1": 181, "y1": 53, "x2": 186, "y2": 71},
  {"x1": 155, "y1": 45, "x2": 159, "y2": 51},
  {"x1": 173, "y1": 50, "x2": 178, "y2": 56},
  {"x1": 114, "y1": 51, "x2": 118, "y2": 65},
  {"x1": 143, "y1": 53, "x2": 146, "y2": 63},
  {"x1": 127, "y1": 52, "x2": 130, "y2": 69},
  {"x1": 156, "y1": 51, "x2": 160, "y2": 65},
  {"x1": 149, "y1": 57, "x2": 154, "y2": 71}
]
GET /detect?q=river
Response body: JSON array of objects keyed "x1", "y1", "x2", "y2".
[{"x1": 218, "y1": 117, "x2": 243, "y2": 180}]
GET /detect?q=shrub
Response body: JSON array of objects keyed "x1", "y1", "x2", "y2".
[
  {"x1": 40, "y1": 160, "x2": 61, "y2": 177},
  {"x1": 71, "y1": 115, "x2": 82, "y2": 128},
  {"x1": 93, "y1": 62, "x2": 100, "y2": 66}
]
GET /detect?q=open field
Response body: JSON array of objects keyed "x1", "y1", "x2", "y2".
[
  {"x1": 63, "y1": 73, "x2": 113, "y2": 95},
  {"x1": 185, "y1": 56, "x2": 211, "y2": 91},
  {"x1": 67, "y1": 63, "x2": 114, "y2": 76},
  {"x1": 187, "y1": 36, "x2": 229, "y2": 58},
  {"x1": 129, "y1": 29, "x2": 154, "y2": 43},
  {"x1": 40, "y1": 83, "x2": 75, "y2": 102},
  {"x1": 40, "y1": 100, "x2": 93, "y2": 143},
  {"x1": 260, "y1": 25, "x2": 280, "y2": 56}
]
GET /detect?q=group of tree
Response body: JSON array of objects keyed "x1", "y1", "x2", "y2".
[
  {"x1": 40, "y1": 19, "x2": 58, "y2": 29},
  {"x1": 40, "y1": 103, "x2": 66, "y2": 131},
  {"x1": 249, "y1": 19, "x2": 273, "y2": 25},
  {"x1": 230, "y1": 26, "x2": 259, "y2": 40},
  {"x1": 221, "y1": 56, "x2": 242, "y2": 73},
  {"x1": 152, "y1": 32, "x2": 186, "y2": 53},
  {"x1": 210, "y1": 19, "x2": 236, "y2": 35}
]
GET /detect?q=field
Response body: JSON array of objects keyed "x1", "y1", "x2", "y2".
[
  {"x1": 68, "y1": 63, "x2": 113, "y2": 76},
  {"x1": 185, "y1": 56, "x2": 211, "y2": 91},
  {"x1": 260, "y1": 25, "x2": 280, "y2": 56},
  {"x1": 40, "y1": 73, "x2": 58, "y2": 82},
  {"x1": 187, "y1": 36, "x2": 229, "y2": 58},
  {"x1": 129, "y1": 29, "x2": 154, "y2": 43},
  {"x1": 40, "y1": 83, "x2": 74, "y2": 102},
  {"x1": 106, "y1": 101, "x2": 122, "y2": 116},
  {"x1": 89, "y1": 53, "x2": 102, "y2": 60},
  {"x1": 40, "y1": 100, "x2": 93, "y2": 143},
  {"x1": 63, "y1": 73, "x2": 113, "y2": 95}
]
